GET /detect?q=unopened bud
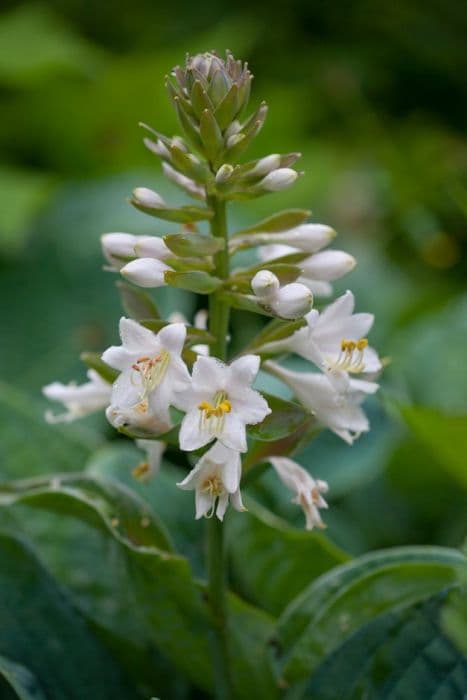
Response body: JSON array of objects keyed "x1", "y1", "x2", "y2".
[
  {"x1": 251, "y1": 270, "x2": 280, "y2": 298},
  {"x1": 301, "y1": 250, "x2": 356, "y2": 281},
  {"x1": 101, "y1": 233, "x2": 137, "y2": 268},
  {"x1": 133, "y1": 236, "x2": 172, "y2": 260},
  {"x1": 215, "y1": 164, "x2": 234, "y2": 184},
  {"x1": 133, "y1": 187, "x2": 166, "y2": 209},
  {"x1": 120, "y1": 258, "x2": 171, "y2": 288},
  {"x1": 143, "y1": 138, "x2": 171, "y2": 160},
  {"x1": 162, "y1": 162, "x2": 205, "y2": 199},
  {"x1": 271, "y1": 283, "x2": 313, "y2": 319},
  {"x1": 249, "y1": 154, "x2": 281, "y2": 177},
  {"x1": 259, "y1": 168, "x2": 298, "y2": 192}
]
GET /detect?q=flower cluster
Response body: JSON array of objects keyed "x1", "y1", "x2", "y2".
[{"x1": 43, "y1": 51, "x2": 382, "y2": 529}]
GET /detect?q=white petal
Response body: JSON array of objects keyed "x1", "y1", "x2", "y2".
[
  {"x1": 219, "y1": 412, "x2": 248, "y2": 452},
  {"x1": 134, "y1": 235, "x2": 172, "y2": 260},
  {"x1": 231, "y1": 388, "x2": 271, "y2": 425},
  {"x1": 215, "y1": 493, "x2": 229, "y2": 521},
  {"x1": 195, "y1": 489, "x2": 214, "y2": 519},
  {"x1": 192, "y1": 355, "x2": 228, "y2": 391},
  {"x1": 121, "y1": 258, "x2": 171, "y2": 288},
  {"x1": 158, "y1": 323, "x2": 186, "y2": 356},
  {"x1": 301, "y1": 251, "x2": 356, "y2": 281},
  {"x1": 230, "y1": 487, "x2": 246, "y2": 513},
  {"x1": 119, "y1": 317, "x2": 158, "y2": 352},
  {"x1": 101, "y1": 345, "x2": 135, "y2": 371},
  {"x1": 228, "y1": 355, "x2": 260, "y2": 387},
  {"x1": 179, "y1": 409, "x2": 213, "y2": 451}
]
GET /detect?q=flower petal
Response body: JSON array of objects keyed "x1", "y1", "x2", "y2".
[{"x1": 158, "y1": 323, "x2": 187, "y2": 356}]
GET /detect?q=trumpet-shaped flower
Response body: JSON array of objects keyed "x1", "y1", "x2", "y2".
[
  {"x1": 177, "y1": 441, "x2": 245, "y2": 520},
  {"x1": 102, "y1": 318, "x2": 190, "y2": 425},
  {"x1": 265, "y1": 361, "x2": 378, "y2": 444},
  {"x1": 178, "y1": 355, "x2": 270, "y2": 452},
  {"x1": 269, "y1": 456, "x2": 329, "y2": 530},
  {"x1": 263, "y1": 290, "x2": 381, "y2": 388},
  {"x1": 43, "y1": 370, "x2": 111, "y2": 423}
]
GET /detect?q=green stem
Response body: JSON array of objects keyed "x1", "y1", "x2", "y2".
[{"x1": 206, "y1": 193, "x2": 232, "y2": 698}]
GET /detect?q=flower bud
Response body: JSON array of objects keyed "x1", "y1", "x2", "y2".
[
  {"x1": 133, "y1": 236, "x2": 172, "y2": 260},
  {"x1": 248, "y1": 154, "x2": 281, "y2": 177},
  {"x1": 258, "y1": 168, "x2": 299, "y2": 192},
  {"x1": 120, "y1": 258, "x2": 171, "y2": 288},
  {"x1": 101, "y1": 232, "x2": 137, "y2": 268},
  {"x1": 301, "y1": 250, "x2": 356, "y2": 281},
  {"x1": 162, "y1": 162, "x2": 205, "y2": 199},
  {"x1": 251, "y1": 270, "x2": 280, "y2": 298},
  {"x1": 143, "y1": 138, "x2": 171, "y2": 160},
  {"x1": 215, "y1": 164, "x2": 234, "y2": 184},
  {"x1": 132, "y1": 187, "x2": 166, "y2": 209},
  {"x1": 271, "y1": 283, "x2": 313, "y2": 319}
]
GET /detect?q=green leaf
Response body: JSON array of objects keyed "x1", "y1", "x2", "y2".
[
  {"x1": 0, "y1": 476, "x2": 279, "y2": 698},
  {"x1": 131, "y1": 198, "x2": 213, "y2": 223},
  {"x1": 218, "y1": 291, "x2": 275, "y2": 317},
  {"x1": 116, "y1": 280, "x2": 160, "y2": 321},
  {"x1": 164, "y1": 232, "x2": 224, "y2": 257},
  {"x1": 0, "y1": 532, "x2": 136, "y2": 699},
  {"x1": 190, "y1": 80, "x2": 213, "y2": 119},
  {"x1": 274, "y1": 545, "x2": 464, "y2": 685},
  {"x1": 173, "y1": 97, "x2": 204, "y2": 152},
  {"x1": 249, "y1": 393, "x2": 310, "y2": 442},
  {"x1": 227, "y1": 500, "x2": 348, "y2": 615},
  {"x1": 442, "y1": 542, "x2": 467, "y2": 654},
  {"x1": 305, "y1": 591, "x2": 467, "y2": 700},
  {"x1": 0, "y1": 654, "x2": 47, "y2": 700},
  {"x1": 233, "y1": 209, "x2": 311, "y2": 237},
  {"x1": 164, "y1": 270, "x2": 222, "y2": 293},
  {"x1": 401, "y1": 404, "x2": 467, "y2": 488}
]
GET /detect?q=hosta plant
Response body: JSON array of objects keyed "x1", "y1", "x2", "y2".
[{"x1": 0, "y1": 50, "x2": 465, "y2": 700}]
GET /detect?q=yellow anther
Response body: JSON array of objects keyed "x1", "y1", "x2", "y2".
[
  {"x1": 132, "y1": 462, "x2": 150, "y2": 480},
  {"x1": 198, "y1": 397, "x2": 231, "y2": 419},
  {"x1": 357, "y1": 338, "x2": 368, "y2": 350},
  {"x1": 202, "y1": 475, "x2": 223, "y2": 497}
]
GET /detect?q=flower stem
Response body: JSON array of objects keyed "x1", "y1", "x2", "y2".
[{"x1": 206, "y1": 193, "x2": 232, "y2": 698}]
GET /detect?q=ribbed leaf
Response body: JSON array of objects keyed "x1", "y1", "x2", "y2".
[
  {"x1": 249, "y1": 393, "x2": 309, "y2": 442},
  {"x1": 233, "y1": 209, "x2": 311, "y2": 237},
  {"x1": 116, "y1": 280, "x2": 160, "y2": 321},
  {"x1": 164, "y1": 232, "x2": 224, "y2": 257},
  {"x1": 164, "y1": 270, "x2": 222, "y2": 293}
]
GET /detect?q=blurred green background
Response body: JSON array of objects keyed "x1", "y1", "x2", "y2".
[{"x1": 0, "y1": 0, "x2": 466, "y2": 556}]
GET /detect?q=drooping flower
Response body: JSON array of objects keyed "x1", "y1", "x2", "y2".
[
  {"x1": 178, "y1": 355, "x2": 270, "y2": 452},
  {"x1": 177, "y1": 441, "x2": 245, "y2": 520},
  {"x1": 265, "y1": 361, "x2": 378, "y2": 444},
  {"x1": 269, "y1": 456, "x2": 329, "y2": 530},
  {"x1": 262, "y1": 290, "x2": 381, "y2": 389},
  {"x1": 102, "y1": 319, "x2": 191, "y2": 426},
  {"x1": 132, "y1": 439, "x2": 166, "y2": 481},
  {"x1": 43, "y1": 370, "x2": 111, "y2": 423}
]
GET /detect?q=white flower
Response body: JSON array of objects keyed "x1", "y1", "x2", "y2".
[
  {"x1": 263, "y1": 290, "x2": 381, "y2": 389},
  {"x1": 265, "y1": 361, "x2": 378, "y2": 444},
  {"x1": 177, "y1": 441, "x2": 245, "y2": 520},
  {"x1": 43, "y1": 370, "x2": 111, "y2": 423},
  {"x1": 215, "y1": 164, "x2": 234, "y2": 184},
  {"x1": 120, "y1": 258, "x2": 173, "y2": 288},
  {"x1": 258, "y1": 168, "x2": 298, "y2": 192},
  {"x1": 251, "y1": 270, "x2": 313, "y2": 319},
  {"x1": 269, "y1": 456, "x2": 329, "y2": 530},
  {"x1": 167, "y1": 309, "x2": 209, "y2": 356},
  {"x1": 106, "y1": 404, "x2": 171, "y2": 435},
  {"x1": 133, "y1": 439, "x2": 166, "y2": 481},
  {"x1": 101, "y1": 233, "x2": 138, "y2": 270},
  {"x1": 248, "y1": 154, "x2": 281, "y2": 177},
  {"x1": 178, "y1": 355, "x2": 270, "y2": 452},
  {"x1": 102, "y1": 318, "x2": 190, "y2": 425}
]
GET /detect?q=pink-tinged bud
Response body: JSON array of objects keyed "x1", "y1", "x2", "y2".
[
  {"x1": 271, "y1": 282, "x2": 313, "y2": 319},
  {"x1": 259, "y1": 168, "x2": 298, "y2": 192},
  {"x1": 120, "y1": 258, "x2": 171, "y2": 288},
  {"x1": 301, "y1": 250, "x2": 356, "y2": 281},
  {"x1": 132, "y1": 187, "x2": 166, "y2": 209},
  {"x1": 133, "y1": 236, "x2": 172, "y2": 260},
  {"x1": 101, "y1": 233, "x2": 137, "y2": 268},
  {"x1": 143, "y1": 138, "x2": 171, "y2": 160},
  {"x1": 251, "y1": 270, "x2": 280, "y2": 298}
]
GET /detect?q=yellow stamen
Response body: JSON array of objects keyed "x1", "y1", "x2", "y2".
[{"x1": 333, "y1": 337, "x2": 368, "y2": 373}]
